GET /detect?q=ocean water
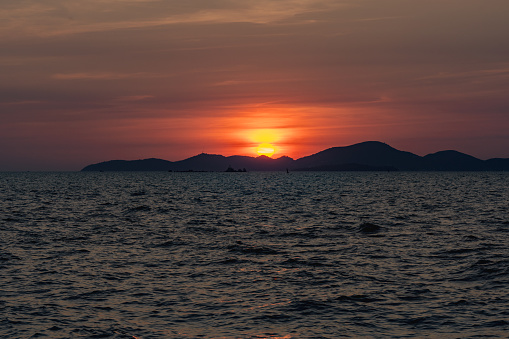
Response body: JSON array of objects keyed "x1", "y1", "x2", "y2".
[{"x1": 1, "y1": 171, "x2": 508, "y2": 338}]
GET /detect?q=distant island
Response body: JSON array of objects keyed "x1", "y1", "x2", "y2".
[{"x1": 81, "y1": 141, "x2": 509, "y2": 172}]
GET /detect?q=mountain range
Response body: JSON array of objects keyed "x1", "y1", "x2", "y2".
[{"x1": 81, "y1": 141, "x2": 509, "y2": 172}]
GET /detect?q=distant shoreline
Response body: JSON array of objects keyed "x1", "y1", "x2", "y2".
[{"x1": 81, "y1": 141, "x2": 509, "y2": 172}]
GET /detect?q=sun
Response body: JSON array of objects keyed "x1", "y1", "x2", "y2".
[{"x1": 256, "y1": 143, "x2": 276, "y2": 157}]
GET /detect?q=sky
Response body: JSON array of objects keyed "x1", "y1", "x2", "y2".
[{"x1": 1, "y1": 0, "x2": 509, "y2": 171}]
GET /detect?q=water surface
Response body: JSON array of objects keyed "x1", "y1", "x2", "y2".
[{"x1": 1, "y1": 172, "x2": 508, "y2": 338}]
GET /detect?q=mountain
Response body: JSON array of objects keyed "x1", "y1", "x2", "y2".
[
  {"x1": 293, "y1": 141, "x2": 422, "y2": 171},
  {"x1": 81, "y1": 158, "x2": 173, "y2": 171},
  {"x1": 81, "y1": 141, "x2": 509, "y2": 172},
  {"x1": 485, "y1": 158, "x2": 509, "y2": 171},
  {"x1": 167, "y1": 153, "x2": 294, "y2": 172},
  {"x1": 422, "y1": 150, "x2": 487, "y2": 171},
  {"x1": 82, "y1": 153, "x2": 295, "y2": 172}
]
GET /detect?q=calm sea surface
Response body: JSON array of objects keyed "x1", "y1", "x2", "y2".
[{"x1": 1, "y1": 172, "x2": 508, "y2": 338}]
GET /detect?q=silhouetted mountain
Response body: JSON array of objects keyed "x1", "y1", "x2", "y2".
[
  {"x1": 82, "y1": 154, "x2": 294, "y2": 172},
  {"x1": 295, "y1": 163, "x2": 398, "y2": 171},
  {"x1": 171, "y1": 153, "x2": 227, "y2": 171},
  {"x1": 293, "y1": 141, "x2": 422, "y2": 171},
  {"x1": 422, "y1": 150, "x2": 486, "y2": 171},
  {"x1": 82, "y1": 158, "x2": 173, "y2": 171},
  {"x1": 485, "y1": 158, "x2": 509, "y2": 171},
  {"x1": 170, "y1": 153, "x2": 295, "y2": 171},
  {"x1": 81, "y1": 141, "x2": 509, "y2": 172}
]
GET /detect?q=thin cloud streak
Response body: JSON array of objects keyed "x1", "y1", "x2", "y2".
[
  {"x1": 0, "y1": 0, "x2": 344, "y2": 38},
  {"x1": 417, "y1": 66, "x2": 509, "y2": 81},
  {"x1": 52, "y1": 72, "x2": 170, "y2": 80}
]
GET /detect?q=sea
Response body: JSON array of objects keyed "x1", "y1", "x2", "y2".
[{"x1": 1, "y1": 171, "x2": 508, "y2": 338}]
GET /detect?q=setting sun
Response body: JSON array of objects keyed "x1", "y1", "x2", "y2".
[
  {"x1": 256, "y1": 143, "x2": 276, "y2": 157},
  {"x1": 231, "y1": 118, "x2": 300, "y2": 159}
]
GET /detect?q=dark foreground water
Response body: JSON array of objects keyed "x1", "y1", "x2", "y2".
[{"x1": 1, "y1": 172, "x2": 508, "y2": 338}]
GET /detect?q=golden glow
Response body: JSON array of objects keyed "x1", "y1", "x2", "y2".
[
  {"x1": 256, "y1": 143, "x2": 276, "y2": 157},
  {"x1": 250, "y1": 129, "x2": 279, "y2": 157},
  {"x1": 223, "y1": 105, "x2": 334, "y2": 159},
  {"x1": 251, "y1": 129, "x2": 278, "y2": 143}
]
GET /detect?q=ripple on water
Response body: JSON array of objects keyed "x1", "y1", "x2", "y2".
[{"x1": 0, "y1": 171, "x2": 508, "y2": 338}]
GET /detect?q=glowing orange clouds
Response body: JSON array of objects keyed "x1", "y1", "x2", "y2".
[
  {"x1": 250, "y1": 129, "x2": 278, "y2": 143},
  {"x1": 223, "y1": 107, "x2": 304, "y2": 158},
  {"x1": 205, "y1": 104, "x2": 371, "y2": 160}
]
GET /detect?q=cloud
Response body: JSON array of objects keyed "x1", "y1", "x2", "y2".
[
  {"x1": 115, "y1": 95, "x2": 155, "y2": 102},
  {"x1": 0, "y1": 100, "x2": 47, "y2": 106},
  {"x1": 51, "y1": 72, "x2": 168, "y2": 80},
  {"x1": 417, "y1": 66, "x2": 509, "y2": 81},
  {"x1": 0, "y1": 0, "x2": 344, "y2": 38}
]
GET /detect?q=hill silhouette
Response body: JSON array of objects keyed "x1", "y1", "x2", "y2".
[
  {"x1": 422, "y1": 150, "x2": 486, "y2": 171},
  {"x1": 81, "y1": 141, "x2": 509, "y2": 172},
  {"x1": 294, "y1": 141, "x2": 422, "y2": 171}
]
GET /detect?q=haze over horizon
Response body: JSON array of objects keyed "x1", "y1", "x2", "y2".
[{"x1": 2, "y1": 0, "x2": 509, "y2": 171}]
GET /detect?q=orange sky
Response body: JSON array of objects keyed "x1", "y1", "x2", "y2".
[{"x1": 1, "y1": 0, "x2": 509, "y2": 170}]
